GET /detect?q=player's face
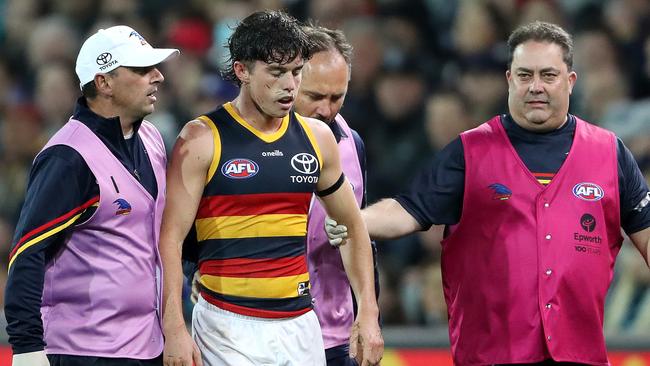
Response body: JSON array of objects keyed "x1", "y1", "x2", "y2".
[
  {"x1": 295, "y1": 50, "x2": 349, "y2": 124},
  {"x1": 506, "y1": 40, "x2": 576, "y2": 132},
  {"x1": 247, "y1": 57, "x2": 304, "y2": 119},
  {"x1": 108, "y1": 66, "x2": 164, "y2": 122}
]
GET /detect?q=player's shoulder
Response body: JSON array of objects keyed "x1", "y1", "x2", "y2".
[
  {"x1": 180, "y1": 117, "x2": 215, "y2": 141},
  {"x1": 297, "y1": 114, "x2": 329, "y2": 132}
]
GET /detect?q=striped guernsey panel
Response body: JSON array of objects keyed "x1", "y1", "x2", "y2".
[{"x1": 195, "y1": 102, "x2": 322, "y2": 318}]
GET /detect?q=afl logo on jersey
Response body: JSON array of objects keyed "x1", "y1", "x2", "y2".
[
  {"x1": 573, "y1": 182, "x2": 604, "y2": 201},
  {"x1": 291, "y1": 153, "x2": 318, "y2": 174},
  {"x1": 221, "y1": 158, "x2": 259, "y2": 179}
]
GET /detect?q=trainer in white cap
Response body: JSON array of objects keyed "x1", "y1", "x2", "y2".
[{"x1": 75, "y1": 25, "x2": 179, "y2": 89}]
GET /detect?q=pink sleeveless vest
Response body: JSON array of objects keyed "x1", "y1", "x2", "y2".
[
  {"x1": 444, "y1": 116, "x2": 622, "y2": 365},
  {"x1": 40, "y1": 119, "x2": 166, "y2": 358},
  {"x1": 307, "y1": 114, "x2": 364, "y2": 349}
]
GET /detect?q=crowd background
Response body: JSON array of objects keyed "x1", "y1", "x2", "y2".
[{"x1": 0, "y1": 0, "x2": 649, "y2": 344}]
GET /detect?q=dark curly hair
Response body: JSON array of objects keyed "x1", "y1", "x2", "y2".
[{"x1": 223, "y1": 10, "x2": 313, "y2": 86}]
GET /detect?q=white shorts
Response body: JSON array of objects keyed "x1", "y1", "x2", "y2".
[{"x1": 192, "y1": 296, "x2": 326, "y2": 366}]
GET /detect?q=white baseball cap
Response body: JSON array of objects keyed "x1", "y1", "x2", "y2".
[{"x1": 75, "y1": 25, "x2": 179, "y2": 89}]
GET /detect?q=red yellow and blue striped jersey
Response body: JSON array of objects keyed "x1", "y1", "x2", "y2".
[{"x1": 195, "y1": 103, "x2": 322, "y2": 318}]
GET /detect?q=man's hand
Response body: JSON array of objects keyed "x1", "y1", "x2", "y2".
[
  {"x1": 325, "y1": 217, "x2": 349, "y2": 247},
  {"x1": 12, "y1": 350, "x2": 50, "y2": 366},
  {"x1": 163, "y1": 324, "x2": 203, "y2": 366},
  {"x1": 349, "y1": 313, "x2": 384, "y2": 366}
]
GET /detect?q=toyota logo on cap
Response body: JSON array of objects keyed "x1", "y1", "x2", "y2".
[
  {"x1": 291, "y1": 153, "x2": 318, "y2": 174},
  {"x1": 96, "y1": 52, "x2": 113, "y2": 65}
]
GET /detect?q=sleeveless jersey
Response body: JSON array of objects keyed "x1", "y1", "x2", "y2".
[{"x1": 195, "y1": 103, "x2": 322, "y2": 318}]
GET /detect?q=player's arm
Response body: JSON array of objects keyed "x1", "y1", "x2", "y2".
[
  {"x1": 629, "y1": 227, "x2": 650, "y2": 267},
  {"x1": 306, "y1": 117, "x2": 383, "y2": 365},
  {"x1": 159, "y1": 119, "x2": 212, "y2": 366}
]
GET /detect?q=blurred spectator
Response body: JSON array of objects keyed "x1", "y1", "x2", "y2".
[
  {"x1": 400, "y1": 225, "x2": 447, "y2": 326},
  {"x1": 365, "y1": 60, "x2": 431, "y2": 201},
  {"x1": 0, "y1": 217, "x2": 11, "y2": 307},
  {"x1": 0, "y1": 104, "x2": 46, "y2": 221},
  {"x1": 343, "y1": 17, "x2": 384, "y2": 100},
  {"x1": 34, "y1": 62, "x2": 78, "y2": 134},
  {"x1": 605, "y1": 241, "x2": 650, "y2": 336},
  {"x1": 457, "y1": 59, "x2": 508, "y2": 122},
  {"x1": 424, "y1": 90, "x2": 475, "y2": 153},
  {"x1": 27, "y1": 15, "x2": 79, "y2": 70},
  {"x1": 517, "y1": 0, "x2": 566, "y2": 26}
]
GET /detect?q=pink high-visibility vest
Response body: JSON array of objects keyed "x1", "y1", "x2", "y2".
[{"x1": 444, "y1": 116, "x2": 622, "y2": 366}]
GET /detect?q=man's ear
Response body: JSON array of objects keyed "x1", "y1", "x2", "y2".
[
  {"x1": 94, "y1": 73, "x2": 113, "y2": 96},
  {"x1": 234, "y1": 61, "x2": 250, "y2": 84}
]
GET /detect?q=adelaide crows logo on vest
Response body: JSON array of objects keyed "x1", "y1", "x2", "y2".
[
  {"x1": 221, "y1": 158, "x2": 259, "y2": 179},
  {"x1": 572, "y1": 182, "x2": 604, "y2": 201},
  {"x1": 113, "y1": 198, "x2": 132, "y2": 215},
  {"x1": 488, "y1": 183, "x2": 512, "y2": 200}
]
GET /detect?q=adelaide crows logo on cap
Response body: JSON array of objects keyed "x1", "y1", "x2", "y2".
[
  {"x1": 129, "y1": 30, "x2": 149, "y2": 45},
  {"x1": 488, "y1": 183, "x2": 512, "y2": 200},
  {"x1": 113, "y1": 198, "x2": 132, "y2": 215}
]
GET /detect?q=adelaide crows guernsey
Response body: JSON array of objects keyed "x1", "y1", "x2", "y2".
[{"x1": 195, "y1": 102, "x2": 322, "y2": 318}]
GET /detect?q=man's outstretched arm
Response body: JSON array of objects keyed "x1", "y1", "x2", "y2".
[{"x1": 326, "y1": 199, "x2": 423, "y2": 246}]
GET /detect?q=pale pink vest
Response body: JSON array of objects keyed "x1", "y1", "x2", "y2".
[
  {"x1": 307, "y1": 114, "x2": 364, "y2": 349},
  {"x1": 40, "y1": 119, "x2": 166, "y2": 358},
  {"x1": 444, "y1": 116, "x2": 622, "y2": 366}
]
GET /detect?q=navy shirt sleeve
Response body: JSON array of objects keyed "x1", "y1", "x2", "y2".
[
  {"x1": 5, "y1": 145, "x2": 98, "y2": 354},
  {"x1": 617, "y1": 138, "x2": 650, "y2": 234},
  {"x1": 394, "y1": 137, "x2": 465, "y2": 229}
]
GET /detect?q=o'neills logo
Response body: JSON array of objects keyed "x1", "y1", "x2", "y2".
[{"x1": 572, "y1": 182, "x2": 604, "y2": 201}]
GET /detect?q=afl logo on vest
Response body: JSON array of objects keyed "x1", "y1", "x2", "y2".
[
  {"x1": 572, "y1": 182, "x2": 604, "y2": 201},
  {"x1": 221, "y1": 158, "x2": 259, "y2": 179},
  {"x1": 290, "y1": 153, "x2": 319, "y2": 184}
]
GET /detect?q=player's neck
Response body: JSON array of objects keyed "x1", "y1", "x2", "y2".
[{"x1": 231, "y1": 96, "x2": 284, "y2": 134}]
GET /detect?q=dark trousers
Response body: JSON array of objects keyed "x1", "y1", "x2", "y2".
[
  {"x1": 48, "y1": 354, "x2": 162, "y2": 366},
  {"x1": 326, "y1": 344, "x2": 359, "y2": 366}
]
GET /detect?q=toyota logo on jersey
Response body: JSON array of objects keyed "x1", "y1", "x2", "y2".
[
  {"x1": 572, "y1": 182, "x2": 604, "y2": 201},
  {"x1": 221, "y1": 158, "x2": 259, "y2": 179},
  {"x1": 291, "y1": 153, "x2": 318, "y2": 174}
]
